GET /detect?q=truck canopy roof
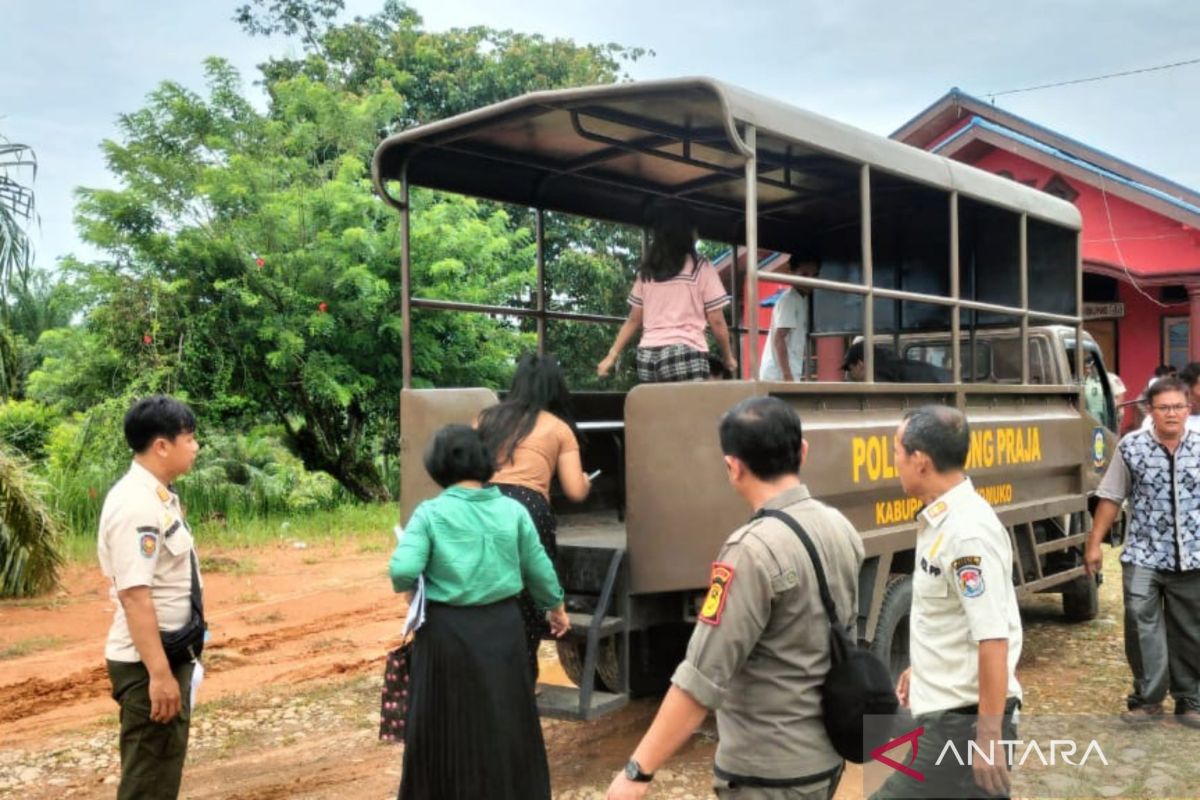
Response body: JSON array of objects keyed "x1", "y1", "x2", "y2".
[{"x1": 372, "y1": 77, "x2": 1081, "y2": 252}]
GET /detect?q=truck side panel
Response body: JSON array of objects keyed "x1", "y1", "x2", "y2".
[{"x1": 624, "y1": 382, "x2": 1096, "y2": 596}]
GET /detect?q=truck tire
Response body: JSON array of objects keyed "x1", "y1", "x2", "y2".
[
  {"x1": 1062, "y1": 574, "x2": 1099, "y2": 622},
  {"x1": 556, "y1": 638, "x2": 621, "y2": 692},
  {"x1": 870, "y1": 575, "x2": 912, "y2": 682},
  {"x1": 555, "y1": 624, "x2": 692, "y2": 697}
]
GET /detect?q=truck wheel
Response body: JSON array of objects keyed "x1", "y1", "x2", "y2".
[
  {"x1": 1062, "y1": 574, "x2": 1099, "y2": 622},
  {"x1": 870, "y1": 575, "x2": 912, "y2": 682},
  {"x1": 555, "y1": 639, "x2": 620, "y2": 692},
  {"x1": 555, "y1": 624, "x2": 692, "y2": 697}
]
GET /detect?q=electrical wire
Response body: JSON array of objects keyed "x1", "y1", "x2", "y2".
[
  {"x1": 1097, "y1": 176, "x2": 1174, "y2": 309},
  {"x1": 987, "y1": 56, "x2": 1200, "y2": 100}
]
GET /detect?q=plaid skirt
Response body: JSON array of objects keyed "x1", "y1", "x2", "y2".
[{"x1": 636, "y1": 344, "x2": 710, "y2": 383}]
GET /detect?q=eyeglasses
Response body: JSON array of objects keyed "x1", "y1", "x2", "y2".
[{"x1": 1151, "y1": 404, "x2": 1189, "y2": 414}]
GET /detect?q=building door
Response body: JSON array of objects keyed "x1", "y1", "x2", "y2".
[{"x1": 1084, "y1": 319, "x2": 1118, "y2": 373}]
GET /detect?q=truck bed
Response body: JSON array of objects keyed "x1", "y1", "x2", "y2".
[{"x1": 557, "y1": 511, "x2": 627, "y2": 550}]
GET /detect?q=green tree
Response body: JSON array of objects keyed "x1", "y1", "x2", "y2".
[{"x1": 66, "y1": 5, "x2": 647, "y2": 499}]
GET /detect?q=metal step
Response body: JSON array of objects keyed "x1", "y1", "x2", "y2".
[
  {"x1": 536, "y1": 683, "x2": 628, "y2": 721},
  {"x1": 564, "y1": 612, "x2": 625, "y2": 639}
]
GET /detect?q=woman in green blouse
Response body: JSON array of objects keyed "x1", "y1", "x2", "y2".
[{"x1": 390, "y1": 424, "x2": 569, "y2": 800}]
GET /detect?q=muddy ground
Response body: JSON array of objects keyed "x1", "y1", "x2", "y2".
[{"x1": 0, "y1": 540, "x2": 1151, "y2": 798}]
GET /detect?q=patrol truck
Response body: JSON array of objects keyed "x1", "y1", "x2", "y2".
[{"x1": 372, "y1": 78, "x2": 1110, "y2": 721}]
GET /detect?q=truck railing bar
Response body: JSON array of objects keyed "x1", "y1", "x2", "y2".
[
  {"x1": 1018, "y1": 566, "x2": 1087, "y2": 595},
  {"x1": 410, "y1": 297, "x2": 626, "y2": 326},
  {"x1": 577, "y1": 548, "x2": 628, "y2": 718},
  {"x1": 762, "y1": 270, "x2": 1081, "y2": 325},
  {"x1": 1034, "y1": 532, "x2": 1088, "y2": 555}
]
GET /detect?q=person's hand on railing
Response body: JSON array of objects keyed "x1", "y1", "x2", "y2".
[
  {"x1": 547, "y1": 604, "x2": 571, "y2": 638},
  {"x1": 597, "y1": 354, "x2": 617, "y2": 377}
]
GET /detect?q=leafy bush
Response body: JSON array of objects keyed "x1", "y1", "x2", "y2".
[
  {"x1": 0, "y1": 446, "x2": 63, "y2": 597},
  {"x1": 45, "y1": 404, "x2": 346, "y2": 540},
  {"x1": 0, "y1": 400, "x2": 60, "y2": 460}
]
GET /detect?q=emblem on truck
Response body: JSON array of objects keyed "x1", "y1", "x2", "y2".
[{"x1": 1092, "y1": 427, "x2": 1107, "y2": 472}]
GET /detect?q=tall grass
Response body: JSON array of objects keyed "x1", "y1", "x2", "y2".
[
  {"x1": 61, "y1": 501, "x2": 398, "y2": 563},
  {"x1": 1, "y1": 401, "x2": 400, "y2": 571},
  {"x1": 46, "y1": 421, "x2": 352, "y2": 539}
]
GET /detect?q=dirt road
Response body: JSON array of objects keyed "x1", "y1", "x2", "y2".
[{"x1": 0, "y1": 541, "x2": 1131, "y2": 798}]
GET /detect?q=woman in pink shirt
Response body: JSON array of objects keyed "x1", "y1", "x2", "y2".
[{"x1": 597, "y1": 203, "x2": 736, "y2": 382}]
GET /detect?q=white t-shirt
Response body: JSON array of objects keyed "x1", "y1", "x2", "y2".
[{"x1": 758, "y1": 289, "x2": 809, "y2": 381}]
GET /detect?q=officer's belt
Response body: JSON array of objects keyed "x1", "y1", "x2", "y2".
[
  {"x1": 713, "y1": 761, "x2": 842, "y2": 789},
  {"x1": 916, "y1": 696, "x2": 1022, "y2": 723}
]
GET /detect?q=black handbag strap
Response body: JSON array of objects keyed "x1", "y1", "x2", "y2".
[
  {"x1": 755, "y1": 508, "x2": 840, "y2": 626},
  {"x1": 188, "y1": 549, "x2": 204, "y2": 620}
]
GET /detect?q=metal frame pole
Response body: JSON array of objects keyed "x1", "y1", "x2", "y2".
[
  {"x1": 1019, "y1": 214, "x2": 1030, "y2": 384},
  {"x1": 1075, "y1": 230, "x2": 1085, "y2": 387},
  {"x1": 729, "y1": 233, "x2": 741, "y2": 374},
  {"x1": 861, "y1": 164, "x2": 874, "y2": 382},
  {"x1": 745, "y1": 125, "x2": 760, "y2": 379},
  {"x1": 950, "y1": 192, "x2": 962, "y2": 385},
  {"x1": 536, "y1": 208, "x2": 546, "y2": 355},
  {"x1": 400, "y1": 167, "x2": 412, "y2": 389}
]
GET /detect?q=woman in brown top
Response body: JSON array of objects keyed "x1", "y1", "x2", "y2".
[{"x1": 478, "y1": 353, "x2": 591, "y2": 679}]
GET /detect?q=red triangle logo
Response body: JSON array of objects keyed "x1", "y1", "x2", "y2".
[{"x1": 870, "y1": 726, "x2": 925, "y2": 781}]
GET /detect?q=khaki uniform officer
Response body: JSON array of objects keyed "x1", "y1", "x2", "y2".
[
  {"x1": 99, "y1": 396, "x2": 201, "y2": 800},
  {"x1": 873, "y1": 407, "x2": 1022, "y2": 800},
  {"x1": 608, "y1": 397, "x2": 863, "y2": 800}
]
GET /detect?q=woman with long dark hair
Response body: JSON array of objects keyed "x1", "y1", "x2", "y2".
[
  {"x1": 390, "y1": 425, "x2": 569, "y2": 800},
  {"x1": 597, "y1": 201, "x2": 737, "y2": 382},
  {"x1": 477, "y1": 353, "x2": 591, "y2": 680}
]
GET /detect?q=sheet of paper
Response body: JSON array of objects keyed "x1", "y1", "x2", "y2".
[
  {"x1": 403, "y1": 574, "x2": 426, "y2": 636},
  {"x1": 190, "y1": 660, "x2": 205, "y2": 708}
]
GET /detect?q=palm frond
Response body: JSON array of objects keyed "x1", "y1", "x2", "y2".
[
  {"x1": 0, "y1": 140, "x2": 39, "y2": 294},
  {"x1": 0, "y1": 445, "x2": 63, "y2": 597}
]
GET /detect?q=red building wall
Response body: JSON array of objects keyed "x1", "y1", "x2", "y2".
[{"x1": 969, "y1": 150, "x2": 1200, "y2": 273}]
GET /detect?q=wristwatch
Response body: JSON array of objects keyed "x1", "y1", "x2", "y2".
[{"x1": 624, "y1": 758, "x2": 654, "y2": 783}]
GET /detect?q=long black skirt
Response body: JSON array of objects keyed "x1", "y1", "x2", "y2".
[
  {"x1": 493, "y1": 483, "x2": 558, "y2": 682},
  {"x1": 398, "y1": 598, "x2": 550, "y2": 800}
]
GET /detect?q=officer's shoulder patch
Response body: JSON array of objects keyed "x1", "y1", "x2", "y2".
[
  {"x1": 954, "y1": 556, "x2": 985, "y2": 598},
  {"x1": 698, "y1": 561, "x2": 735, "y2": 626},
  {"x1": 137, "y1": 527, "x2": 159, "y2": 559},
  {"x1": 951, "y1": 555, "x2": 981, "y2": 571}
]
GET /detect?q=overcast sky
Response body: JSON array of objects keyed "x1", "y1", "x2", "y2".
[{"x1": 3, "y1": 1, "x2": 1198, "y2": 267}]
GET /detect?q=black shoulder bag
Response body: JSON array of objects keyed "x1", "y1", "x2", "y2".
[
  {"x1": 160, "y1": 551, "x2": 206, "y2": 668},
  {"x1": 757, "y1": 509, "x2": 899, "y2": 763}
]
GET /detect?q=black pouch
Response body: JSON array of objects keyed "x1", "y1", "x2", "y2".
[
  {"x1": 161, "y1": 551, "x2": 206, "y2": 667},
  {"x1": 756, "y1": 509, "x2": 900, "y2": 764}
]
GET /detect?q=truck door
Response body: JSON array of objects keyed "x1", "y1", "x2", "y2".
[{"x1": 1066, "y1": 340, "x2": 1118, "y2": 433}]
